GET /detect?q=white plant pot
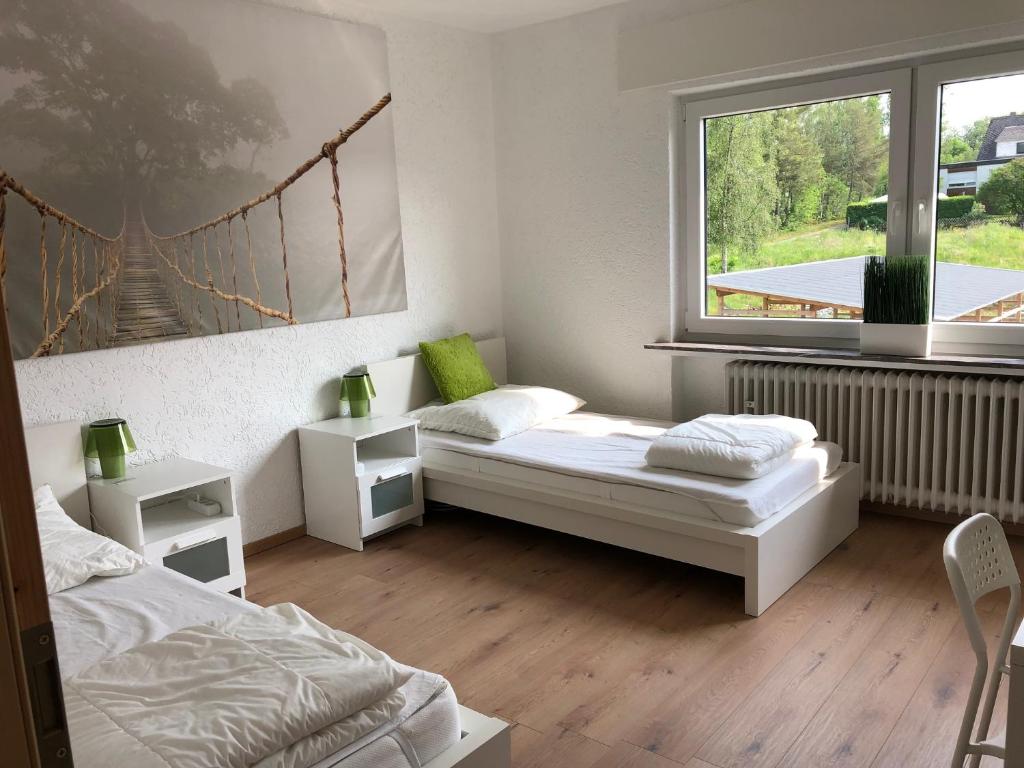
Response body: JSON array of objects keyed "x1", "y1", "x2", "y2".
[{"x1": 860, "y1": 323, "x2": 933, "y2": 357}]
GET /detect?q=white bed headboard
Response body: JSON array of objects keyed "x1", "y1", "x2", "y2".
[
  {"x1": 24, "y1": 421, "x2": 90, "y2": 527},
  {"x1": 368, "y1": 337, "x2": 508, "y2": 416}
]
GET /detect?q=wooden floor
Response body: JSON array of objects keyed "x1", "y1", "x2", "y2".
[{"x1": 246, "y1": 507, "x2": 1022, "y2": 768}]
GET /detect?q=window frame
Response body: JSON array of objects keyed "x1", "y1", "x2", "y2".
[
  {"x1": 911, "y1": 50, "x2": 1024, "y2": 346},
  {"x1": 683, "y1": 70, "x2": 913, "y2": 339}
]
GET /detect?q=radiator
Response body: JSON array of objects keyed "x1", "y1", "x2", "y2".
[{"x1": 726, "y1": 361, "x2": 1024, "y2": 521}]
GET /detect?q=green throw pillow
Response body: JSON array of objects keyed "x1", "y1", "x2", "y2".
[{"x1": 419, "y1": 334, "x2": 496, "y2": 404}]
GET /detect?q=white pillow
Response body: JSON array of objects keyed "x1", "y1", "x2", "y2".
[
  {"x1": 410, "y1": 384, "x2": 585, "y2": 440},
  {"x1": 34, "y1": 485, "x2": 145, "y2": 594}
]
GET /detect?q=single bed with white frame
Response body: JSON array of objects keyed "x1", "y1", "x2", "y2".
[
  {"x1": 23, "y1": 420, "x2": 511, "y2": 768},
  {"x1": 367, "y1": 337, "x2": 861, "y2": 617}
]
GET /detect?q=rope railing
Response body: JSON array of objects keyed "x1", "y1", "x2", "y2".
[
  {"x1": 147, "y1": 233, "x2": 297, "y2": 326},
  {"x1": 0, "y1": 172, "x2": 127, "y2": 357},
  {"x1": 33, "y1": 240, "x2": 123, "y2": 358},
  {"x1": 146, "y1": 92, "x2": 392, "y2": 321},
  {"x1": 1, "y1": 92, "x2": 391, "y2": 355},
  {"x1": 147, "y1": 94, "x2": 391, "y2": 240}
]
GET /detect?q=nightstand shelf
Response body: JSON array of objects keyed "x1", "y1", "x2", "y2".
[
  {"x1": 140, "y1": 499, "x2": 234, "y2": 542},
  {"x1": 299, "y1": 415, "x2": 424, "y2": 551},
  {"x1": 87, "y1": 457, "x2": 246, "y2": 596}
]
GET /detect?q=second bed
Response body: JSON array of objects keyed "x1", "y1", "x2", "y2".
[{"x1": 367, "y1": 338, "x2": 860, "y2": 617}]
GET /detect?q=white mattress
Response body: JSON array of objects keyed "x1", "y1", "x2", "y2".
[
  {"x1": 49, "y1": 566, "x2": 460, "y2": 768},
  {"x1": 419, "y1": 411, "x2": 843, "y2": 527}
]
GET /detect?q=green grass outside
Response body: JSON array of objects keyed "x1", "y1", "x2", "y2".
[{"x1": 708, "y1": 221, "x2": 1024, "y2": 314}]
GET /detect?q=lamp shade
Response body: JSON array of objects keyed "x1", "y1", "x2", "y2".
[
  {"x1": 85, "y1": 418, "x2": 136, "y2": 479},
  {"x1": 340, "y1": 373, "x2": 376, "y2": 417}
]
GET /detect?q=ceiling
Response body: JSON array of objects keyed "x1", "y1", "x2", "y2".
[{"x1": 341, "y1": 0, "x2": 628, "y2": 33}]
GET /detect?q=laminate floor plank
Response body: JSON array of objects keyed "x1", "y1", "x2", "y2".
[
  {"x1": 512, "y1": 724, "x2": 609, "y2": 768},
  {"x1": 871, "y1": 607, "x2": 1010, "y2": 768},
  {"x1": 697, "y1": 590, "x2": 901, "y2": 768},
  {"x1": 778, "y1": 598, "x2": 959, "y2": 768},
  {"x1": 245, "y1": 509, "x2": 1022, "y2": 768}
]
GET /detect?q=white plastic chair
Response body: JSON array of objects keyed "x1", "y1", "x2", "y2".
[{"x1": 944, "y1": 513, "x2": 1021, "y2": 768}]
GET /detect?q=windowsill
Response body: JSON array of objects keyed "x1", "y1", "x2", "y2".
[{"x1": 645, "y1": 341, "x2": 1024, "y2": 375}]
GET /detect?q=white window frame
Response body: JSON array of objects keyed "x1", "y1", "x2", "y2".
[
  {"x1": 911, "y1": 50, "x2": 1024, "y2": 346},
  {"x1": 683, "y1": 70, "x2": 912, "y2": 339}
]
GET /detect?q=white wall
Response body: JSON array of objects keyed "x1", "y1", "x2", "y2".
[
  {"x1": 620, "y1": 0, "x2": 1024, "y2": 91},
  {"x1": 493, "y1": 9, "x2": 675, "y2": 420},
  {"x1": 15, "y1": 0, "x2": 502, "y2": 543},
  {"x1": 493, "y1": 0, "x2": 1024, "y2": 425}
]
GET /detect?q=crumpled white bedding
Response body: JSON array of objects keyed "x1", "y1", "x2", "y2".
[
  {"x1": 64, "y1": 602, "x2": 412, "y2": 768},
  {"x1": 34, "y1": 484, "x2": 145, "y2": 594},
  {"x1": 645, "y1": 413, "x2": 818, "y2": 479},
  {"x1": 51, "y1": 567, "x2": 461, "y2": 768}
]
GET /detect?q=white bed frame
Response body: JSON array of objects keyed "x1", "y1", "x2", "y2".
[
  {"x1": 367, "y1": 337, "x2": 861, "y2": 617},
  {"x1": 23, "y1": 421, "x2": 511, "y2": 768}
]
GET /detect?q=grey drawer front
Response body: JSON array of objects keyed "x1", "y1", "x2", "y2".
[
  {"x1": 162, "y1": 537, "x2": 230, "y2": 583},
  {"x1": 370, "y1": 473, "x2": 414, "y2": 519}
]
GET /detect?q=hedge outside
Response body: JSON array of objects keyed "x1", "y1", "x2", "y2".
[{"x1": 846, "y1": 196, "x2": 976, "y2": 229}]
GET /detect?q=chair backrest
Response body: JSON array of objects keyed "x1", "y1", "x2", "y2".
[
  {"x1": 944, "y1": 513, "x2": 1021, "y2": 767},
  {"x1": 944, "y1": 513, "x2": 1020, "y2": 607}
]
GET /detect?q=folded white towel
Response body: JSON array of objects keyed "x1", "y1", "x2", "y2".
[{"x1": 645, "y1": 413, "x2": 818, "y2": 479}]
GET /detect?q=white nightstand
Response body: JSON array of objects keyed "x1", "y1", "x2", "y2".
[
  {"x1": 298, "y1": 415, "x2": 424, "y2": 551},
  {"x1": 87, "y1": 457, "x2": 246, "y2": 596}
]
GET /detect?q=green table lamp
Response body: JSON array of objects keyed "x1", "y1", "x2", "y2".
[
  {"x1": 340, "y1": 372, "x2": 376, "y2": 418},
  {"x1": 85, "y1": 418, "x2": 136, "y2": 479}
]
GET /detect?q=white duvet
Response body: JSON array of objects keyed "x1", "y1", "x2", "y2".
[
  {"x1": 64, "y1": 603, "x2": 412, "y2": 768},
  {"x1": 645, "y1": 413, "x2": 818, "y2": 479},
  {"x1": 420, "y1": 412, "x2": 842, "y2": 526},
  {"x1": 34, "y1": 484, "x2": 145, "y2": 594}
]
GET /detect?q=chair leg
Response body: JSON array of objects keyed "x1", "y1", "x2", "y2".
[{"x1": 954, "y1": 663, "x2": 988, "y2": 768}]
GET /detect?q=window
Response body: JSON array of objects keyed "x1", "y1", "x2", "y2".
[
  {"x1": 930, "y1": 72, "x2": 1024, "y2": 325},
  {"x1": 911, "y1": 52, "x2": 1024, "y2": 345},
  {"x1": 703, "y1": 94, "x2": 891, "y2": 321},
  {"x1": 683, "y1": 51, "x2": 1024, "y2": 345}
]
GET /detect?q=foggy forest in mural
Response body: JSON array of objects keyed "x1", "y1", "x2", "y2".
[{"x1": 0, "y1": 0, "x2": 406, "y2": 359}]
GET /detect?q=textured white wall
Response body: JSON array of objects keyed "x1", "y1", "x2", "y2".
[
  {"x1": 619, "y1": 0, "x2": 1024, "y2": 91},
  {"x1": 493, "y1": 2, "x2": 1024, "y2": 424},
  {"x1": 15, "y1": 0, "x2": 502, "y2": 543},
  {"x1": 493, "y1": 8, "x2": 674, "y2": 421}
]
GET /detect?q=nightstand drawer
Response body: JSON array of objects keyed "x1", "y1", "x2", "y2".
[
  {"x1": 144, "y1": 516, "x2": 244, "y2": 593},
  {"x1": 357, "y1": 459, "x2": 422, "y2": 537}
]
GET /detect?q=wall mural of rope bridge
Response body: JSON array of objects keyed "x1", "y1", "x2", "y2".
[
  {"x1": 1, "y1": 0, "x2": 406, "y2": 361},
  {"x1": 0, "y1": 94, "x2": 392, "y2": 359}
]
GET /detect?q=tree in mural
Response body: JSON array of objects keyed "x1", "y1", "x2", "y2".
[{"x1": 0, "y1": 0, "x2": 288, "y2": 232}]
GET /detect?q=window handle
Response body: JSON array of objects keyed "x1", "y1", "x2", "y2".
[
  {"x1": 916, "y1": 200, "x2": 928, "y2": 235},
  {"x1": 888, "y1": 199, "x2": 903, "y2": 234}
]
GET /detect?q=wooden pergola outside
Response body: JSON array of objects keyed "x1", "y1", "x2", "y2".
[{"x1": 707, "y1": 256, "x2": 1024, "y2": 323}]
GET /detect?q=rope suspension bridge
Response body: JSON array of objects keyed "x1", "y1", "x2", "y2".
[{"x1": 0, "y1": 93, "x2": 391, "y2": 358}]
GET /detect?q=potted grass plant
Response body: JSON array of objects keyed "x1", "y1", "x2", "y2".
[{"x1": 860, "y1": 254, "x2": 932, "y2": 357}]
